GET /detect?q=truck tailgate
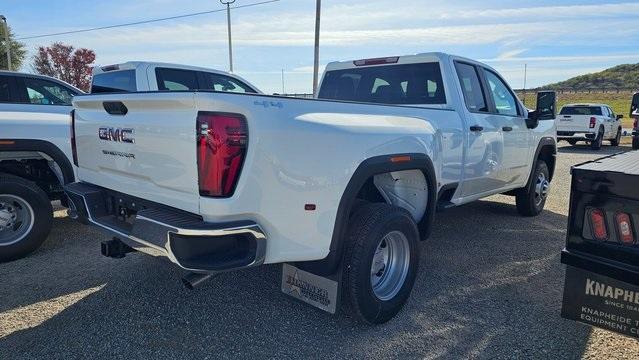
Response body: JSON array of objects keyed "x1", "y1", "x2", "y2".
[
  {"x1": 73, "y1": 93, "x2": 200, "y2": 213},
  {"x1": 557, "y1": 114, "x2": 594, "y2": 132}
]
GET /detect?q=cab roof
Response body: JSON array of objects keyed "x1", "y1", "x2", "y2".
[
  {"x1": 563, "y1": 103, "x2": 610, "y2": 108},
  {"x1": 324, "y1": 52, "x2": 499, "y2": 73}
]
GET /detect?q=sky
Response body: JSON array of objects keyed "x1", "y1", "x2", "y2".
[{"x1": 3, "y1": 0, "x2": 639, "y2": 94}]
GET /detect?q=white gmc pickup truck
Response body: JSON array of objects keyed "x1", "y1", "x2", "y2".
[
  {"x1": 556, "y1": 103, "x2": 623, "y2": 150},
  {"x1": 65, "y1": 53, "x2": 557, "y2": 324}
]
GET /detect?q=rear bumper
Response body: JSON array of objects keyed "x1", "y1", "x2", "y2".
[
  {"x1": 557, "y1": 131, "x2": 596, "y2": 141},
  {"x1": 65, "y1": 182, "x2": 266, "y2": 273},
  {"x1": 561, "y1": 249, "x2": 639, "y2": 287}
]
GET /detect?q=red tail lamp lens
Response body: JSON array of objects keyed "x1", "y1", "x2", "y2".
[
  {"x1": 196, "y1": 112, "x2": 248, "y2": 197},
  {"x1": 589, "y1": 117, "x2": 597, "y2": 129},
  {"x1": 590, "y1": 209, "x2": 608, "y2": 240},
  {"x1": 615, "y1": 212, "x2": 634, "y2": 244}
]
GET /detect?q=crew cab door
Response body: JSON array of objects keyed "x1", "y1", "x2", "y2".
[
  {"x1": 606, "y1": 106, "x2": 619, "y2": 136},
  {"x1": 480, "y1": 68, "x2": 530, "y2": 186},
  {"x1": 454, "y1": 61, "x2": 504, "y2": 197},
  {"x1": 601, "y1": 106, "x2": 612, "y2": 136}
]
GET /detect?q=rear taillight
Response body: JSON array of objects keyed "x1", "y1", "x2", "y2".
[
  {"x1": 196, "y1": 112, "x2": 248, "y2": 197},
  {"x1": 589, "y1": 208, "x2": 608, "y2": 240},
  {"x1": 615, "y1": 212, "x2": 634, "y2": 245},
  {"x1": 70, "y1": 109, "x2": 78, "y2": 166},
  {"x1": 634, "y1": 118, "x2": 638, "y2": 129},
  {"x1": 589, "y1": 117, "x2": 597, "y2": 129}
]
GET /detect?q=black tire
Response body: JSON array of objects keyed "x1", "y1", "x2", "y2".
[
  {"x1": 566, "y1": 139, "x2": 578, "y2": 146},
  {"x1": 590, "y1": 127, "x2": 604, "y2": 150},
  {"x1": 515, "y1": 161, "x2": 550, "y2": 217},
  {"x1": 341, "y1": 203, "x2": 420, "y2": 324},
  {"x1": 610, "y1": 128, "x2": 621, "y2": 147},
  {"x1": 0, "y1": 174, "x2": 53, "y2": 262},
  {"x1": 633, "y1": 136, "x2": 639, "y2": 150}
]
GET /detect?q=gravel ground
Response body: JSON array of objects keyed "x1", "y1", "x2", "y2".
[{"x1": 1, "y1": 143, "x2": 638, "y2": 359}]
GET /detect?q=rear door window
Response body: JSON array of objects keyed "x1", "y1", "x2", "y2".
[
  {"x1": 21, "y1": 78, "x2": 76, "y2": 105},
  {"x1": 156, "y1": 68, "x2": 198, "y2": 91},
  {"x1": 0, "y1": 76, "x2": 12, "y2": 102},
  {"x1": 318, "y1": 62, "x2": 446, "y2": 105},
  {"x1": 91, "y1": 70, "x2": 137, "y2": 93},
  {"x1": 560, "y1": 106, "x2": 603, "y2": 116},
  {"x1": 199, "y1": 72, "x2": 256, "y2": 93},
  {"x1": 454, "y1": 62, "x2": 488, "y2": 112}
]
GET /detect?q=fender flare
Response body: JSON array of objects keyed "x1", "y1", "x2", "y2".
[
  {"x1": 0, "y1": 139, "x2": 75, "y2": 184},
  {"x1": 524, "y1": 137, "x2": 556, "y2": 193},
  {"x1": 296, "y1": 153, "x2": 437, "y2": 276}
]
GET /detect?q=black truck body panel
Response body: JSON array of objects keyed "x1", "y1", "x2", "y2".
[{"x1": 561, "y1": 150, "x2": 639, "y2": 339}]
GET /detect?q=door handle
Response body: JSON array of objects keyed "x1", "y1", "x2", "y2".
[
  {"x1": 502, "y1": 126, "x2": 513, "y2": 132},
  {"x1": 470, "y1": 125, "x2": 484, "y2": 132}
]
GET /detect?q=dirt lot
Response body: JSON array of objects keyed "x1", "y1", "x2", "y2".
[{"x1": 1, "y1": 143, "x2": 638, "y2": 359}]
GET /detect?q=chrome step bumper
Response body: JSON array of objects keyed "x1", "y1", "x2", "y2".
[{"x1": 65, "y1": 182, "x2": 266, "y2": 273}]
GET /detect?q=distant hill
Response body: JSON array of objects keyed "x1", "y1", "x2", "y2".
[{"x1": 543, "y1": 63, "x2": 639, "y2": 90}]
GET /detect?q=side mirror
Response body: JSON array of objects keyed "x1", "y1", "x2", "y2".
[
  {"x1": 527, "y1": 91, "x2": 556, "y2": 129},
  {"x1": 617, "y1": 114, "x2": 624, "y2": 120}
]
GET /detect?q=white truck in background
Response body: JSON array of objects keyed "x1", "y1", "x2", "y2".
[
  {"x1": 0, "y1": 62, "x2": 262, "y2": 263},
  {"x1": 65, "y1": 53, "x2": 557, "y2": 324},
  {"x1": 0, "y1": 71, "x2": 81, "y2": 262},
  {"x1": 91, "y1": 61, "x2": 261, "y2": 94},
  {"x1": 556, "y1": 103, "x2": 623, "y2": 150}
]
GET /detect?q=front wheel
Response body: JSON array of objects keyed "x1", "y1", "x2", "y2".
[
  {"x1": 341, "y1": 203, "x2": 420, "y2": 324},
  {"x1": 515, "y1": 161, "x2": 550, "y2": 217},
  {"x1": 0, "y1": 174, "x2": 53, "y2": 262},
  {"x1": 610, "y1": 128, "x2": 621, "y2": 146}
]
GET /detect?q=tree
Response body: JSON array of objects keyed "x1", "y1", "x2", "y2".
[
  {"x1": 0, "y1": 24, "x2": 27, "y2": 71},
  {"x1": 32, "y1": 42, "x2": 96, "y2": 91}
]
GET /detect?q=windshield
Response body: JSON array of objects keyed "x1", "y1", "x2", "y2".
[
  {"x1": 560, "y1": 106, "x2": 602, "y2": 116},
  {"x1": 318, "y1": 62, "x2": 446, "y2": 105}
]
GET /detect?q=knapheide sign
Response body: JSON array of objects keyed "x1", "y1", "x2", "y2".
[{"x1": 562, "y1": 266, "x2": 639, "y2": 339}]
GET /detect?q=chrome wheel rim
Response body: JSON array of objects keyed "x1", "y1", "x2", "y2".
[
  {"x1": 370, "y1": 230, "x2": 410, "y2": 301},
  {"x1": 534, "y1": 173, "x2": 550, "y2": 207},
  {"x1": 0, "y1": 195, "x2": 35, "y2": 246}
]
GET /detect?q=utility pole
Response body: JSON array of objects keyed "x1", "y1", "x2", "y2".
[
  {"x1": 0, "y1": 16, "x2": 11, "y2": 71},
  {"x1": 523, "y1": 63, "x2": 528, "y2": 106},
  {"x1": 281, "y1": 69, "x2": 285, "y2": 94},
  {"x1": 312, "y1": 0, "x2": 321, "y2": 96},
  {"x1": 220, "y1": 0, "x2": 235, "y2": 72}
]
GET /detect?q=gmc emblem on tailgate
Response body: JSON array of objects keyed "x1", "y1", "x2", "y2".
[{"x1": 98, "y1": 127, "x2": 135, "y2": 143}]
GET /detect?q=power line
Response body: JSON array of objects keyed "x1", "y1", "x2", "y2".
[{"x1": 16, "y1": 0, "x2": 280, "y2": 40}]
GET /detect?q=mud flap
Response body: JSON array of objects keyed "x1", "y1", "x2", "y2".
[
  {"x1": 281, "y1": 263, "x2": 340, "y2": 314},
  {"x1": 562, "y1": 266, "x2": 639, "y2": 339}
]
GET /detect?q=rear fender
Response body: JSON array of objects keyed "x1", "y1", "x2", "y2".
[{"x1": 296, "y1": 153, "x2": 437, "y2": 276}]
